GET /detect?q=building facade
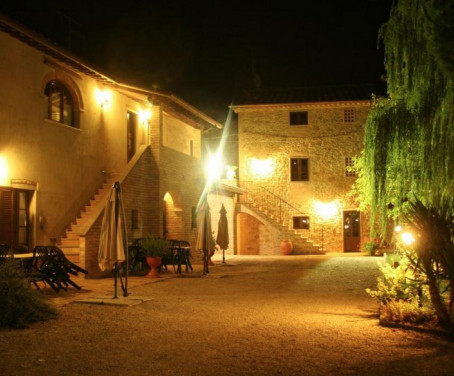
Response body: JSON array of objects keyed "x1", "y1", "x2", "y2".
[
  {"x1": 231, "y1": 86, "x2": 379, "y2": 254},
  {"x1": 0, "y1": 15, "x2": 222, "y2": 275}
]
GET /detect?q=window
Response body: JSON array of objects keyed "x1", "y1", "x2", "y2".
[
  {"x1": 345, "y1": 157, "x2": 356, "y2": 177},
  {"x1": 131, "y1": 209, "x2": 139, "y2": 230},
  {"x1": 127, "y1": 111, "x2": 137, "y2": 162},
  {"x1": 290, "y1": 111, "x2": 308, "y2": 126},
  {"x1": 290, "y1": 158, "x2": 309, "y2": 181},
  {"x1": 293, "y1": 216, "x2": 310, "y2": 230},
  {"x1": 344, "y1": 109, "x2": 355, "y2": 123},
  {"x1": 45, "y1": 80, "x2": 75, "y2": 127},
  {"x1": 191, "y1": 206, "x2": 197, "y2": 228}
]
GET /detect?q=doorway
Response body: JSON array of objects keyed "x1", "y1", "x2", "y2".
[
  {"x1": 0, "y1": 187, "x2": 31, "y2": 248},
  {"x1": 343, "y1": 210, "x2": 360, "y2": 252},
  {"x1": 127, "y1": 111, "x2": 137, "y2": 162}
]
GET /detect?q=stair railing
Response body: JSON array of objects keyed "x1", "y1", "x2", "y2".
[{"x1": 238, "y1": 180, "x2": 322, "y2": 246}]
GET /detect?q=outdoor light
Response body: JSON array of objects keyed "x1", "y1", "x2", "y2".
[
  {"x1": 205, "y1": 153, "x2": 223, "y2": 183},
  {"x1": 314, "y1": 201, "x2": 338, "y2": 221},
  {"x1": 400, "y1": 231, "x2": 415, "y2": 246},
  {"x1": 250, "y1": 158, "x2": 274, "y2": 178},
  {"x1": 139, "y1": 108, "x2": 152, "y2": 124},
  {"x1": 0, "y1": 156, "x2": 8, "y2": 185},
  {"x1": 226, "y1": 165, "x2": 237, "y2": 180},
  {"x1": 95, "y1": 88, "x2": 112, "y2": 108},
  {"x1": 394, "y1": 225, "x2": 402, "y2": 233}
]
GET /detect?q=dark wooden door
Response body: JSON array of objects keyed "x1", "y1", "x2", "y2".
[
  {"x1": 127, "y1": 111, "x2": 137, "y2": 162},
  {"x1": 0, "y1": 188, "x2": 30, "y2": 247},
  {"x1": 343, "y1": 210, "x2": 360, "y2": 252}
]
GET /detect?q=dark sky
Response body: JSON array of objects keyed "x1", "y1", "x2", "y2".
[{"x1": 1, "y1": 0, "x2": 393, "y2": 124}]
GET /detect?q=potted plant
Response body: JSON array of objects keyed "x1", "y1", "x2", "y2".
[{"x1": 140, "y1": 235, "x2": 169, "y2": 278}]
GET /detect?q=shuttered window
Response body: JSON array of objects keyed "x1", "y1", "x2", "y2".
[{"x1": 290, "y1": 158, "x2": 309, "y2": 181}]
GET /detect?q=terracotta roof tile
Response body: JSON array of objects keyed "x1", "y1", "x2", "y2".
[{"x1": 235, "y1": 84, "x2": 387, "y2": 105}]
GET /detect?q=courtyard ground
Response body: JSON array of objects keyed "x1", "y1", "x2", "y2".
[{"x1": 0, "y1": 254, "x2": 453, "y2": 376}]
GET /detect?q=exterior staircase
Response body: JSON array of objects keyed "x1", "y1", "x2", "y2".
[
  {"x1": 239, "y1": 181, "x2": 325, "y2": 255},
  {"x1": 58, "y1": 175, "x2": 118, "y2": 263}
]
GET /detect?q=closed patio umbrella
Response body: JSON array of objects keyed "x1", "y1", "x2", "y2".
[
  {"x1": 98, "y1": 181, "x2": 129, "y2": 298},
  {"x1": 196, "y1": 196, "x2": 213, "y2": 275},
  {"x1": 216, "y1": 204, "x2": 229, "y2": 264}
]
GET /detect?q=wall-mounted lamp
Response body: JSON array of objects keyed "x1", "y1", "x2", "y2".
[
  {"x1": 139, "y1": 108, "x2": 152, "y2": 124},
  {"x1": 95, "y1": 88, "x2": 112, "y2": 108},
  {"x1": 205, "y1": 153, "x2": 223, "y2": 183},
  {"x1": 250, "y1": 158, "x2": 274, "y2": 178},
  {"x1": 0, "y1": 156, "x2": 8, "y2": 186},
  {"x1": 314, "y1": 201, "x2": 339, "y2": 221}
]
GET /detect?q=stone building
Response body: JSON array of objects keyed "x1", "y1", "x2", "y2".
[
  {"x1": 0, "y1": 15, "x2": 222, "y2": 275},
  {"x1": 231, "y1": 86, "x2": 380, "y2": 254}
]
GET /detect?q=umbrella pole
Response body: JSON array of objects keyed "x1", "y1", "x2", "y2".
[
  {"x1": 117, "y1": 183, "x2": 129, "y2": 297},
  {"x1": 114, "y1": 262, "x2": 119, "y2": 299},
  {"x1": 223, "y1": 248, "x2": 225, "y2": 264}
]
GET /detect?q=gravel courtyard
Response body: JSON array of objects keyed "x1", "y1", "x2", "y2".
[{"x1": 1, "y1": 254, "x2": 453, "y2": 376}]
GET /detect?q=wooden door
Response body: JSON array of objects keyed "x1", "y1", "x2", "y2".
[
  {"x1": 343, "y1": 210, "x2": 360, "y2": 252},
  {"x1": 0, "y1": 188, "x2": 30, "y2": 247},
  {"x1": 127, "y1": 111, "x2": 137, "y2": 162}
]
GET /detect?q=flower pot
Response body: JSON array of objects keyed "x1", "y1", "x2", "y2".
[
  {"x1": 208, "y1": 249, "x2": 215, "y2": 266},
  {"x1": 280, "y1": 240, "x2": 293, "y2": 255},
  {"x1": 146, "y1": 256, "x2": 162, "y2": 278}
]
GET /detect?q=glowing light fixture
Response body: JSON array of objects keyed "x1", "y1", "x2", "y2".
[
  {"x1": 314, "y1": 201, "x2": 338, "y2": 221},
  {"x1": 0, "y1": 156, "x2": 8, "y2": 185},
  {"x1": 394, "y1": 225, "x2": 403, "y2": 233},
  {"x1": 95, "y1": 88, "x2": 112, "y2": 108},
  {"x1": 250, "y1": 158, "x2": 274, "y2": 178},
  {"x1": 226, "y1": 165, "x2": 237, "y2": 180},
  {"x1": 139, "y1": 108, "x2": 152, "y2": 124},
  {"x1": 400, "y1": 231, "x2": 415, "y2": 246},
  {"x1": 205, "y1": 153, "x2": 223, "y2": 183}
]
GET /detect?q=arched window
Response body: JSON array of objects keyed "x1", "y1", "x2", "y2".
[{"x1": 44, "y1": 80, "x2": 75, "y2": 127}]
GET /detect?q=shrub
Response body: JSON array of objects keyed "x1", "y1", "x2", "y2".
[
  {"x1": 366, "y1": 252, "x2": 437, "y2": 324},
  {"x1": 380, "y1": 299, "x2": 435, "y2": 325},
  {"x1": 0, "y1": 259, "x2": 58, "y2": 329}
]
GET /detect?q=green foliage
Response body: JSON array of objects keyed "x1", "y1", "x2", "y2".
[
  {"x1": 362, "y1": 241, "x2": 378, "y2": 256},
  {"x1": 380, "y1": 299, "x2": 435, "y2": 325},
  {"x1": 355, "y1": 0, "x2": 454, "y2": 240},
  {"x1": 367, "y1": 251, "x2": 437, "y2": 324},
  {"x1": 0, "y1": 259, "x2": 58, "y2": 329},
  {"x1": 366, "y1": 253, "x2": 428, "y2": 304},
  {"x1": 140, "y1": 236, "x2": 170, "y2": 258}
]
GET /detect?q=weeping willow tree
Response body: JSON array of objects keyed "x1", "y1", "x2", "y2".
[{"x1": 356, "y1": 0, "x2": 454, "y2": 238}]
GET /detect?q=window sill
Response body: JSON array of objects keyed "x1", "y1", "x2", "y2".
[{"x1": 44, "y1": 118, "x2": 82, "y2": 132}]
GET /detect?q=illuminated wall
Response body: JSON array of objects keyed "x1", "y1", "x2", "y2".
[{"x1": 235, "y1": 102, "x2": 371, "y2": 252}]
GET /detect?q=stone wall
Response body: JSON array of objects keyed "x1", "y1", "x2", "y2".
[{"x1": 236, "y1": 102, "x2": 372, "y2": 252}]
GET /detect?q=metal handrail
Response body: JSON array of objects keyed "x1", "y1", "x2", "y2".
[{"x1": 238, "y1": 180, "x2": 321, "y2": 246}]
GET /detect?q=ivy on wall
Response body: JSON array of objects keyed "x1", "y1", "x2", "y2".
[{"x1": 355, "y1": 0, "x2": 454, "y2": 238}]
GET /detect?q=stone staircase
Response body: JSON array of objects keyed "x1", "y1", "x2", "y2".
[
  {"x1": 242, "y1": 202, "x2": 324, "y2": 255},
  {"x1": 58, "y1": 175, "x2": 118, "y2": 263}
]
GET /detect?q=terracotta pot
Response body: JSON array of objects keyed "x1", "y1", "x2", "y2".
[
  {"x1": 146, "y1": 256, "x2": 162, "y2": 278},
  {"x1": 208, "y1": 250, "x2": 215, "y2": 266},
  {"x1": 280, "y1": 240, "x2": 293, "y2": 255}
]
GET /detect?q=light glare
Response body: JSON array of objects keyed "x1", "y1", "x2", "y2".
[
  {"x1": 401, "y1": 232, "x2": 415, "y2": 245},
  {"x1": 95, "y1": 88, "x2": 112, "y2": 108},
  {"x1": 0, "y1": 157, "x2": 8, "y2": 185},
  {"x1": 250, "y1": 158, "x2": 274, "y2": 178}
]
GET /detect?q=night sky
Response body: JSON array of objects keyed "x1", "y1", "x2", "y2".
[{"x1": 1, "y1": 0, "x2": 393, "y2": 124}]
